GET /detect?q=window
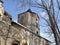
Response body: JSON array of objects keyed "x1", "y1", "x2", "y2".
[
  {"x1": 36, "y1": 18, "x2": 37, "y2": 21},
  {"x1": 36, "y1": 31, "x2": 38, "y2": 34},
  {"x1": 36, "y1": 24, "x2": 38, "y2": 27},
  {"x1": 0, "y1": 14, "x2": 1, "y2": 17},
  {"x1": 12, "y1": 40, "x2": 20, "y2": 45}
]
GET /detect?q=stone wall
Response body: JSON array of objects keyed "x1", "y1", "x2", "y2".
[
  {"x1": 0, "y1": 21, "x2": 51, "y2": 45},
  {"x1": 0, "y1": 21, "x2": 10, "y2": 45},
  {"x1": 0, "y1": 21, "x2": 27, "y2": 45}
]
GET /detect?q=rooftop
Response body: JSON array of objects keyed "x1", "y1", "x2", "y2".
[{"x1": 18, "y1": 9, "x2": 40, "y2": 19}]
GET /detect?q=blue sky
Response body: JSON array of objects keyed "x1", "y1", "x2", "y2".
[{"x1": 2, "y1": 0, "x2": 55, "y2": 44}]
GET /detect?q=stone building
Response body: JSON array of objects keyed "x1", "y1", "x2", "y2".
[{"x1": 0, "y1": 0, "x2": 51, "y2": 45}]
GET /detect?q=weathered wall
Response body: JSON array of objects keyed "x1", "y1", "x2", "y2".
[
  {"x1": 0, "y1": 21, "x2": 9, "y2": 45},
  {"x1": 0, "y1": 21, "x2": 27, "y2": 45},
  {"x1": 40, "y1": 37, "x2": 51, "y2": 45},
  {"x1": 0, "y1": 21, "x2": 51, "y2": 45}
]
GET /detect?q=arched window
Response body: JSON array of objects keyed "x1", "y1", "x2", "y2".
[{"x1": 12, "y1": 40, "x2": 20, "y2": 45}]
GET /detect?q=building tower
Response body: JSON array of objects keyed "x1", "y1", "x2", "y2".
[
  {"x1": 0, "y1": 0, "x2": 12, "y2": 25},
  {"x1": 18, "y1": 9, "x2": 40, "y2": 35},
  {"x1": 0, "y1": 0, "x2": 4, "y2": 21}
]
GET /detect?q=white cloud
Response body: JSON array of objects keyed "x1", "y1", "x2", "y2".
[
  {"x1": 39, "y1": 12, "x2": 46, "y2": 17},
  {"x1": 39, "y1": 12, "x2": 49, "y2": 20},
  {"x1": 41, "y1": 12, "x2": 46, "y2": 17}
]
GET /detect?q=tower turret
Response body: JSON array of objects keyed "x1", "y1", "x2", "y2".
[{"x1": 18, "y1": 9, "x2": 40, "y2": 35}]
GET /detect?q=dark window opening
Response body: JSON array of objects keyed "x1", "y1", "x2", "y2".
[
  {"x1": 36, "y1": 31, "x2": 38, "y2": 34},
  {"x1": 4, "y1": 12, "x2": 6, "y2": 15},
  {"x1": 0, "y1": 14, "x2": 1, "y2": 17},
  {"x1": 13, "y1": 43, "x2": 18, "y2": 45},
  {"x1": 36, "y1": 18, "x2": 37, "y2": 21},
  {"x1": 12, "y1": 40, "x2": 20, "y2": 45},
  {"x1": 36, "y1": 24, "x2": 38, "y2": 27}
]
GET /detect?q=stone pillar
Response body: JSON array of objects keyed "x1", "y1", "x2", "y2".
[
  {"x1": 0, "y1": 0, "x2": 4, "y2": 21},
  {"x1": 27, "y1": 32, "x2": 30, "y2": 45}
]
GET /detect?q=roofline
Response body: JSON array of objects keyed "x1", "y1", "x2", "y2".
[
  {"x1": 18, "y1": 10, "x2": 40, "y2": 19},
  {"x1": 12, "y1": 21, "x2": 51, "y2": 43},
  {"x1": 4, "y1": 11, "x2": 12, "y2": 19}
]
